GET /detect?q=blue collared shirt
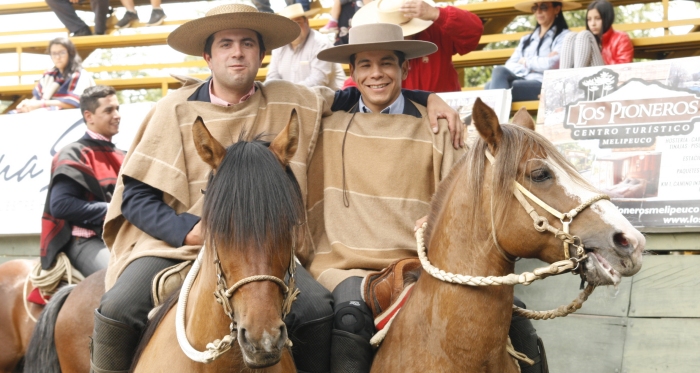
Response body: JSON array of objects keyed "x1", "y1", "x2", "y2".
[
  {"x1": 358, "y1": 93, "x2": 405, "y2": 114},
  {"x1": 505, "y1": 26, "x2": 570, "y2": 82}
]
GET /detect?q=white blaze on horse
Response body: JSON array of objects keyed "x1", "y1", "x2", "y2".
[{"x1": 370, "y1": 99, "x2": 643, "y2": 372}]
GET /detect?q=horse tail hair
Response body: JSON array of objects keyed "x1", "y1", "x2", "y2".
[
  {"x1": 129, "y1": 285, "x2": 181, "y2": 373},
  {"x1": 23, "y1": 284, "x2": 76, "y2": 373}
]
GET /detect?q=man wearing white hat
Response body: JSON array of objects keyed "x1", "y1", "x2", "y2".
[
  {"x1": 91, "y1": 4, "x2": 464, "y2": 373},
  {"x1": 267, "y1": 2, "x2": 346, "y2": 90},
  {"x1": 352, "y1": 0, "x2": 483, "y2": 92},
  {"x1": 311, "y1": 23, "x2": 548, "y2": 373},
  {"x1": 308, "y1": 23, "x2": 465, "y2": 372}
]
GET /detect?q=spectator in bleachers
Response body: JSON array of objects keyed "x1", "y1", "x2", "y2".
[
  {"x1": 266, "y1": 3, "x2": 346, "y2": 90},
  {"x1": 351, "y1": 0, "x2": 483, "y2": 92},
  {"x1": 319, "y1": 0, "x2": 372, "y2": 34},
  {"x1": 114, "y1": 0, "x2": 167, "y2": 29},
  {"x1": 560, "y1": 0, "x2": 633, "y2": 68},
  {"x1": 45, "y1": 0, "x2": 109, "y2": 36},
  {"x1": 253, "y1": 0, "x2": 311, "y2": 14},
  {"x1": 14, "y1": 38, "x2": 95, "y2": 113},
  {"x1": 485, "y1": 1, "x2": 579, "y2": 101}
]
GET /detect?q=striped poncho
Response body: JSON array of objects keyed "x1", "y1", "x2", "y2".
[{"x1": 306, "y1": 102, "x2": 465, "y2": 291}]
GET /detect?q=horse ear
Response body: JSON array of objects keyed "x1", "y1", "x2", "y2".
[
  {"x1": 511, "y1": 107, "x2": 535, "y2": 131},
  {"x1": 472, "y1": 98, "x2": 503, "y2": 152},
  {"x1": 192, "y1": 116, "x2": 226, "y2": 171},
  {"x1": 270, "y1": 109, "x2": 300, "y2": 167}
]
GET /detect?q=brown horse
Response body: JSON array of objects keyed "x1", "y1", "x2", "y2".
[
  {"x1": 0, "y1": 259, "x2": 41, "y2": 373},
  {"x1": 371, "y1": 100, "x2": 645, "y2": 372},
  {"x1": 20, "y1": 270, "x2": 103, "y2": 373},
  {"x1": 130, "y1": 113, "x2": 302, "y2": 372},
  {"x1": 22, "y1": 113, "x2": 302, "y2": 373}
]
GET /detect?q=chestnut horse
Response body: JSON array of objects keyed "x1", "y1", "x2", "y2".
[
  {"x1": 0, "y1": 259, "x2": 41, "y2": 373},
  {"x1": 22, "y1": 113, "x2": 302, "y2": 373},
  {"x1": 371, "y1": 100, "x2": 645, "y2": 372},
  {"x1": 130, "y1": 114, "x2": 302, "y2": 372}
]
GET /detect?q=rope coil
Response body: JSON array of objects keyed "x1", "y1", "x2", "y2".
[{"x1": 23, "y1": 253, "x2": 84, "y2": 322}]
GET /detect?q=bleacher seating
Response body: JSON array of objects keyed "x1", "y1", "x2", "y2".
[{"x1": 1, "y1": 0, "x2": 700, "y2": 113}]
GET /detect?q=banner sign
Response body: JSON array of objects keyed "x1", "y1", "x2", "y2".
[
  {"x1": 0, "y1": 103, "x2": 153, "y2": 235},
  {"x1": 536, "y1": 57, "x2": 700, "y2": 230},
  {"x1": 438, "y1": 88, "x2": 512, "y2": 146}
]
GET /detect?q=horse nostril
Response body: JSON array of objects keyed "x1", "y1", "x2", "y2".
[
  {"x1": 613, "y1": 233, "x2": 629, "y2": 248},
  {"x1": 277, "y1": 324, "x2": 288, "y2": 350},
  {"x1": 239, "y1": 328, "x2": 248, "y2": 345}
]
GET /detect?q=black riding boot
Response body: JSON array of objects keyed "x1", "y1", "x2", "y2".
[
  {"x1": 330, "y1": 277, "x2": 376, "y2": 373},
  {"x1": 509, "y1": 297, "x2": 549, "y2": 373},
  {"x1": 330, "y1": 329, "x2": 374, "y2": 373},
  {"x1": 90, "y1": 309, "x2": 140, "y2": 373}
]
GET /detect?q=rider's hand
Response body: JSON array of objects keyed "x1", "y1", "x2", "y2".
[
  {"x1": 184, "y1": 222, "x2": 203, "y2": 246},
  {"x1": 427, "y1": 93, "x2": 464, "y2": 149},
  {"x1": 400, "y1": 0, "x2": 440, "y2": 21},
  {"x1": 414, "y1": 215, "x2": 428, "y2": 232}
]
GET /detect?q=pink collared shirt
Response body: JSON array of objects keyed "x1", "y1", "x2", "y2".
[
  {"x1": 86, "y1": 129, "x2": 111, "y2": 142},
  {"x1": 209, "y1": 80, "x2": 256, "y2": 106}
]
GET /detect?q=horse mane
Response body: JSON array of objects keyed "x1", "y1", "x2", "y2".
[
  {"x1": 201, "y1": 134, "x2": 306, "y2": 256},
  {"x1": 425, "y1": 124, "x2": 594, "y2": 249}
]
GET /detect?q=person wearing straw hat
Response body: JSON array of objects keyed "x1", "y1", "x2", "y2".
[
  {"x1": 267, "y1": 2, "x2": 347, "y2": 90},
  {"x1": 311, "y1": 24, "x2": 550, "y2": 373},
  {"x1": 91, "y1": 4, "x2": 463, "y2": 373},
  {"x1": 351, "y1": 0, "x2": 483, "y2": 92},
  {"x1": 308, "y1": 23, "x2": 467, "y2": 372},
  {"x1": 485, "y1": 1, "x2": 579, "y2": 102}
]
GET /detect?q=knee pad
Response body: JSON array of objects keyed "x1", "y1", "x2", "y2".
[{"x1": 333, "y1": 300, "x2": 375, "y2": 342}]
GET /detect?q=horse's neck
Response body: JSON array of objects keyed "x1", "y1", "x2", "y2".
[{"x1": 406, "y1": 171, "x2": 516, "y2": 356}]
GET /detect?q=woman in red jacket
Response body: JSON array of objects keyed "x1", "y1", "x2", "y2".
[{"x1": 560, "y1": 0, "x2": 633, "y2": 68}]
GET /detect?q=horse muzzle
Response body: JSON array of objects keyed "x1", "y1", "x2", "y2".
[
  {"x1": 581, "y1": 229, "x2": 645, "y2": 286},
  {"x1": 238, "y1": 323, "x2": 289, "y2": 368}
]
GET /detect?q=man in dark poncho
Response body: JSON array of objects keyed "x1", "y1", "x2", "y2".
[{"x1": 40, "y1": 85, "x2": 124, "y2": 276}]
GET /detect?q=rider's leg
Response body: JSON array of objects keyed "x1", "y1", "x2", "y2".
[
  {"x1": 284, "y1": 265, "x2": 334, "y2": 373},
  {"x1": 330, "y1": 276, "x2": 375, "y2": 373},
  {"x1": 91, "y1": 256, "x2": 180, "y2": 373},
  {"x1": 510, "y1": 296, "x2": 548, "y2": 373},
  {"x1": 64, "y1": 236, "x2": 110, "y2": 276}
]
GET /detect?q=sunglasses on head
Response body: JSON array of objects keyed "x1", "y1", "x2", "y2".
[{"x1": 531, "y1": 3, "x2": 550, "y2": 12}]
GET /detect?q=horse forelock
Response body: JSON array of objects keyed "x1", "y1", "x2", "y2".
[{"x1": 201, "y1": 138, "x2": 305, "y2": 258}]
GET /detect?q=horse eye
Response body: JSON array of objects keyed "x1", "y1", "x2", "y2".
[{"x1": 530, "y1": 168, "x2": 551, "y2": 182}]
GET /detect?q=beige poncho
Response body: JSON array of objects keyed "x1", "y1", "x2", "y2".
[
  {"x1": 306, "y1": 102, "x2": 465, "y2": 291},
  {"x1": 103, "y1": 80, "x2": 332, "y2": 289}
]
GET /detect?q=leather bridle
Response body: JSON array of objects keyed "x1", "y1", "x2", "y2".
[{"x1": 484, "y1": 149, "x2": 609, "y2": 267}]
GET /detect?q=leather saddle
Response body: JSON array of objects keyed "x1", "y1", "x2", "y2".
[
  {"x1": 361, "y1": 258, "x2": 421, "y2": 320},
  {"x1": 151, "y1": 260, "x2": 192, "y2": 307}
]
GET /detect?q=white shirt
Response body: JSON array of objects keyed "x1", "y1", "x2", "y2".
[
  {"x1": 506, "y1": 26, "x2": 571, "y2": 82},
  {"x1": 266, "y1": 30, "x2": 346, "y2": 90}
]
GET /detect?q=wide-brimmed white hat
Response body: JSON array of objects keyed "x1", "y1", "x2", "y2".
[
  {"x1": 352, "y1": 0, "x2": 436, "y2": 37},
  {"x1": 278, "y1": 1, "x2": 322, "y2": 19},
  {"x1": 514, "y1": 0, "x2": 581, "y2": 13},
  {"x1": 168, "y1": 4, "x2": 300, "y2": 56},
  {"x1": 317, "y1": 23, "x2": 437, "y2": 63}
]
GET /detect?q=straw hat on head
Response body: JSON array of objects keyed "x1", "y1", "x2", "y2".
[
  {"x1": 278, "y1": 1, "x2": 322, "y2": 19},
  {"x1": 514, "y1": 0, "x2": 581, "y2": 13},
  {"x1": 352, "y1": 0, "x2": 436, "y2": 37},
  {"x1": 317, "y1": 23, "x2": 437, "y2": 64},
  {"x1": 167, "y1": 4, "x2": 300, "y2": 56}
]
